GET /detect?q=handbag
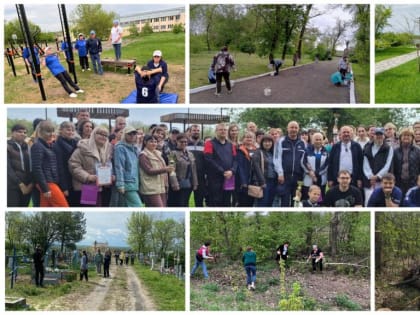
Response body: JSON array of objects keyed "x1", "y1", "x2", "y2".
[
  {"x1": 178, "y1": 164, "x2": 192, "y2": 189},
  {"x1": 80, "y1": 184, "x2": 98, "y2": 205},
  {"x1": 248, "y1": 184, "x2": 263, "y2": 198},
  {"x1": 248, "y1": 151, "x2": 264, "y2": 199}
]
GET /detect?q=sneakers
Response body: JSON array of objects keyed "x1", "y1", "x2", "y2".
[
  {"x1": 69, "y1": 93, "x2": 77, "y2": 98},
  {"x1": 76, "y1": 89, "x2": 84, "y2": 94},
  {"x1": 251, "y1": 282, "x2": 256, "y2": 290},
  {"x1": 87, "y1": 68, "x2": 91, "y2": 71},
  {"x1": 247, "y1": 284, "x2": 251, "y2": 290},
  {"x1": 227, "y1": 89, "x2": 233, "y2": 94},
  {"x1": 214, "y1": 92, "x2": 221, "y2": 96}
]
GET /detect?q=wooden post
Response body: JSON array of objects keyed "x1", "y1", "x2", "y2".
[{"x1": 375, "y1": 230, "x2": 381, "y2": 272}]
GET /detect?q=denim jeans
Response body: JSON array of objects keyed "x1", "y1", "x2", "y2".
[
  {"x1": 90, "y1": 53, "x2": 103, "y2": 75},
  {"x1": 245, "y1": 265, "x2": 256, "y2": 285},
  {"x1": 113, "y1": 44, "x2": 121, "y2": 60},
  {"x1": 191, "y1": 257, "x2": 208, "y2": 279}
]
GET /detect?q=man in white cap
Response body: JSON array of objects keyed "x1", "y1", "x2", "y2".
[
  {"x1": 109, "y1": 19, "x2": 123, "y2": 60},
  {"x1": 147, "y1": 50, "x2": 169, "y2": 101}
]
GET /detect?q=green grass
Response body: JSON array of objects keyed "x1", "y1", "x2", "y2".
[
  {"x1": 132, "y1": 264, "x2": 184, "y2": 311},
  {"x1": 375, "y1": 59, "x2": 420, "y2": 103},
  {"x1": 351, "y1": 63, "x2": 370, "y2": 103},
  {"x1": 190, "y1": 51, "x2": 313, "y2": 88},
  {"x1": 375, "y1": 46, "x2": 417, "y2": 62},
  {"x1": 101, "y1": 32, "x2": 185, "y2": 65}
]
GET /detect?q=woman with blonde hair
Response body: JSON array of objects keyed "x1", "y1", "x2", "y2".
[
  {"x1": 69, "y1": 126, "x2": 113, "y2": 206},
  {"x1": 31, "y1": 120, "x2": 69, "y2": 207}
]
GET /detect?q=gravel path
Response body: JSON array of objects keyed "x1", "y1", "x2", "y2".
[
  {"x1": 190, "y1": 58, "x2": 350, "y2": 104},
  {"x1": 375, "y1": 51, "x2": 418, "y2": 74}
]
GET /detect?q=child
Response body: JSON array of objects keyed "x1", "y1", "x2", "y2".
[
  {"x1": 302, "y1": 185, "x2": 321, "y2": 207},
  {"x1": 268, "y1": 53, "x2": 283, "y2": 76},
  {"x1": 74, "y1": 33, "x2": 90, "y2": 72},
  {"x1": 42, "y1": 46, "x2": 84, "y2": 98}
]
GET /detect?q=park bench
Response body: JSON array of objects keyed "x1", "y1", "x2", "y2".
[{"x1": 101, "y1": 58, "x2": 136, "y2": 74}]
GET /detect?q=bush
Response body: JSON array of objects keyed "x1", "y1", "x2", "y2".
[
  {"x1": 141, "y1": 22, "x2": 153, "y2": 35},
  {"x1": 172, "y1": 24, "x2": 184, "y2": 34},
  {"x1": 279, "y1": 282, "x2": 305, "y2": 311},
  {"x1": 335, "y1": 294, "x2": 362, "y2": 310}
]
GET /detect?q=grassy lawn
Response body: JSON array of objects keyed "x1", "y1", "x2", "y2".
[
  {"x1": 375, "y1": 46, "x2": 417, "y2": 62},
  {"x1": 5, "y1": 264, "x2": 99, "y2": 310},
  {"x1": 132, "y1": 264, "x2": 185, "y2": 311},
  {"x1": 375, "y1": 59, "x2": 420, "y2": 103},
  {"x1": 351, "y1": 63, "x2": 370, "y2": 103},
  {"x1": 4, "y1": 32, "x2": 185, "y2": 103},
  {"x1": 190, "y1": 51, "x2": 313, "y2": 89}
]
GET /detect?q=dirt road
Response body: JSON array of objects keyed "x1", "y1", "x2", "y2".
[{"x1": 45, "y1": 263, "x2": 155, "y2": 311}]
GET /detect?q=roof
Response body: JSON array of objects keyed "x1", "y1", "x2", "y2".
[
  {"x1": 57, "y1": 108, "x2": 129, "y2": 119},
  {"x1": 160, "y1": 113, "x2": 230, "y2": 124}
]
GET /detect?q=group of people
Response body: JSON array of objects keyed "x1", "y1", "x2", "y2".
[
  {"x1": 8, "y1": 113, "x2": 420, "y2": 208},
  {"x1": 191, "y1": 241, "x2": 324, "y2": 290},
  {"x1": 22, "y1": 19, "x2": 169, "y2": 102}
]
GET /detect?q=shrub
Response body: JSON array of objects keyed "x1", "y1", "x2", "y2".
[
  {"x1": 172, "y1": 24, "x2": 184, "y2": 34},
  {"x1": 203, "y1": 283, "x2": 219, "y2": 292},
  {"x1": 335, "y1": 294, "x2": 362, "y2": 310},
  {"x1": 279, "y1": 282, "x2": 305, "y2": 311}
]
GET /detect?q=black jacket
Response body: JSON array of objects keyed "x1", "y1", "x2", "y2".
[
  {"x1": 328, "y1": 141, "x2": 363, "y2": 185},
  {"x1": 53, "y1": 136, "x2": 78, "y2": 192},
  {"x1": 393, "y1": 144, "x2": 420, "y2": 187},
  {"x1": 7, "y1": 139, "x2": 32, "y2": 188},
  {"x1": 31, "y1": 138, "x2": 59, "y2": 193}
]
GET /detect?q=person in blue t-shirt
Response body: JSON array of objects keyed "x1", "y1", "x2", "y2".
[
  {"x1": 42, "y1": 46, "x2": 84, "y2": 98},
  {"x1": 134, "y1": 65, "x2": 158, "y2": 103},
  {"x1": 60, "y1": 39, "x2": 74, "y2": 73},
  {"x1": 22, "y1": 44, "x2": 40, "y2": 82},
  {"x1": 367, "y1": 173, "x2": 402, "y2": 207},
  {"x1": 74, "y1": 33, "x2": 90, "y2": 72}
]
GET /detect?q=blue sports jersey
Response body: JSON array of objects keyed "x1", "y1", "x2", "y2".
[
  {"x1": 135, "y1": 72, "x2": 158, "y2": 103},
  {"x1": 45, "y1": 54, "x2": 66, "y2": 76}
]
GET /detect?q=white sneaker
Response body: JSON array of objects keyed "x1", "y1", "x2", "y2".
[
  {"x1": 82, "y1": 69, "x2": 85, "y2": 72},
  {"x1": 214, "y1": 92, "x2": 221, "y2": 96},
  {"x1": 76, "y1": 89, "x2": 84, "y2": 94},
  {"x1": 69, "y1": 93, "x2": 77, "y2": 98},
  {"x1": 87, "y1": 68, "x2": 91, "y2": 71}
]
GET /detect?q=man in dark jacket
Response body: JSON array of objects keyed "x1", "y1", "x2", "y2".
[
  {"x1": 328, "y1": 125, "x2": 363, "y2": 189},
  {"x1": 7, "y1": 124, "x2": 33, "y2": 207},
  {"x1": 33, "y1": 245, "x2": 44, "y2": 287},
  {"x1": 86, "y1": 30, "x2": 103, "y2": 75},
  {"x1": 204, "y1": 123, "x2": 237, "y2": 206},
  {"x1": 274, "y1": 121, "x2": 306, "y2": 207},
  {"x1": 276, "y1": 241, "x2": 290, "y2": 272}
]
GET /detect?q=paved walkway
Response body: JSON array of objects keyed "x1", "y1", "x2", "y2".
[
  {"x1": 375, "y1": 51, "x2": 418, "y2": 74},
  {"x1": 190, "y1": 58, "x2": 350, "y2": 104}
]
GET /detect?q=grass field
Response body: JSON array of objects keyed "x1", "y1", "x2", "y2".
[
  {"x1": 375, "y1": 46, "x2": 417, "y2": 62},
  {"x1": 132, "y1": 264, "x2": 185, "y2": 311},
  {"x1": 189, "y1": 51, "x2": 313, "y2": 89},
  {"x1": 375, "y1": 59, "x2": 420, "y2": 103},
  {"x1": 4, "y1": 32, "x2": 185, "y2": 104},
  {"x1": 351, "y1": 63, "x2": 370, "y2": 103}
]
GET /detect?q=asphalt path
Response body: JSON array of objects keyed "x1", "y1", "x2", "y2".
[{"x1": 190, "y1": 58, "x2": 350, "y2": 104}]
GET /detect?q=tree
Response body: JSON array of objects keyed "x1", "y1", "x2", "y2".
[
  {"x1": 345, "y1": 4, "x2": 370, "y2": 64},
  {"x1": 190, "y1": 5, "x2": 218, "y2": 51},
  {"x1": 141, "y1": 22, "x2": 153, "y2": 35},
  {"x1": 375, "y1": 5, "x2": 392, "y2": 37},
  {"x1": 172, "y1": 24, "x2": 184, "y2": 34},
  {"x1": 5, "y1": 212, "x2": 27, "y2": 252},
  {"x1": 4, "y1": 18, "x2": 41, "y2": 46},
  {"x1": 151, "y1": 219, "x2": 180, "y2": 259},
  {"x1": 127, "y1": 212, "x2": 153, "y2": 254},
  {"x1": 70, "y1": 4, "x2": 117, "y2": 40},
  {"x1": 128, "y1": 23, "x2": 139, "y2": 37},
  {"x1": 24, "y1": 212, "x2": 60, "y2": 253},
  {"x1": 55, "y1": 212, "x2": 86, "y2": 253}
]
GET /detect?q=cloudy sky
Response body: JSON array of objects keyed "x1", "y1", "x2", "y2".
[
  {"x1": 78, "y1": 211, "x2": 184, "y2": 247},
  {"x1": 382, "y1": 5, "x2": 420, "y2": 34},
  {"x1": 4, "y1": 4, "x2": 184, "y2": 32},
  {"x1": 7, "y1": 107, "x2": 230, "y2": 131}
]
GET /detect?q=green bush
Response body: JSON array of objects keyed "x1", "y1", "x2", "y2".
[
  {"x1": 172, "y1": 24, "x2": 184, "y2": 34},
  {"x1": 279, "y1": 282, "x2": 305, "y2": 311},
  {"x1": 203, "y1": 283, "x2": 219, "y2": 292},
  {"x1": 335, "y1": 294, "x2": 362, "y2": 310}
]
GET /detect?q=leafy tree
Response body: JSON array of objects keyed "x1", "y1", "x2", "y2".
[
  {"x1": 70, "y1": 4, "x2": 117, "y2": 40},
  {"x1": 172, "y1": 24, "x2": 184, "y2": 34},
  {"x1": 141, "y1": 22, "x2": 153, "y2": 35},
  {"x1": 128, "y1": 23, "x2": 139, "y2": 37},
  {"x1": 127, "y1": 212, "x2": 153, "y2": 254},
  {"x1": 5, "y1": 212, "x2": 27, "y2": 251},
  {"x1": 375, "y1": 5, "x2": 392, "y2": 38},
  {"x1": 4, "y1": 18, "x2": 41, "y2": 46},
  {"x1": 54, "y1": 212, "x2": 86, "y2": 253},
  {"x1": 345, "y1": 4, "x2": 370, "y2": 64},
  {"x1": 151, "y1": 218, "x2": 180, "y2": 259}
]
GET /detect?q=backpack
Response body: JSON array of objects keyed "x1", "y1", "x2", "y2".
[{"x1": 215, "y1": 53, "x2": 229, "y2": 72}]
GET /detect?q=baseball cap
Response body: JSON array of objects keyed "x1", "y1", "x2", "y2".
[
  {"x1": 375, "y1": 127, "x2": 385, "y2": 135},
  {"x1": 170, "y1": 128, "x2": 180, "y2": 134},
  {"x1": 113, "y1": 20, "x2": 119, "y2": 24},
  {"x1": 123, "y1": 126, "x2": 137, "y2": 133},
  {"x1": 153, "y1": 50, "x2": 162, "y2": 57},
  {"x1": 44, "y1": 46, "x2": 52, "y2": 53},
  {"x1": 90, "y1": 30, "x2": 96, "y2": 35}
]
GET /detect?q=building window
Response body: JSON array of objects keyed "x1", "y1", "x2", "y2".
[
  {"x1": 175, "y1": 15, "x2": 180, "y2": 20},
  {"x1": 169, "y1": 16, "x2": 174, "y2": 21},
  {"x1": 161, "y1": 17, "x2": 166, "y2": 22},
  {"x1": 161, "y1": 25, "x2": 166, "y2": 30},
  {"x1": 154, "y1": 18, "x2": 159, "y2": 22}
]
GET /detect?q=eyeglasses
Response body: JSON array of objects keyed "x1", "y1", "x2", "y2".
[
  {"x1": 96, "y1": 133, "x2": 108, "y2": 138},
  {"x1": 128, "y1": 132, "x2": 138, "y2": 136},
  {"x1": 339, "y1": 177, "x2": 350, "y2": 180},
  {"x1": 153, "y1": 56, "x2": 161, "y2": 58}
]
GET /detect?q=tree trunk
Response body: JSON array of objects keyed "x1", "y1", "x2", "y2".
[
  {"x1": 330, "y1": 212, "x2": 340, "y2": 258},
  {"x1": 296, "y1": 4, "x2": 312, "y2": 59},
  {"x1": 375, "y1": 230, "x2": 382, "y2": 272}
]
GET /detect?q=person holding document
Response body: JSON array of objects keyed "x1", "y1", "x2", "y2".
[{"x1": 69, "y1": 126, "x2": 113, "y2": 206}]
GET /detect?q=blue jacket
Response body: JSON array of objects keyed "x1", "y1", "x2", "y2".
[
  {"x1": 45, "y1": 54, "x2": 66, "y2": 76},
  {"x1": 274, "y1": 136, "x2": 305, "y2": 179},
  {"x1": 22, "y1": 46, "x2": 40, "y2": 64},
  {"x1": 147, "y1": 59, "x2": 169, "y2": 84},
  {"x1": 403, "y1": 186, "x2": 420, "y2": 207},
  {"x1": 113, "y1": 140, "x2": 139, "y2": 191},
  {"x1": 61, "y1": 41, "x2": 71, "y2": 60},
  {"x1": 135, "y1": 72, "x2": 158, "y2": 103},
  {"x1": 74, "y1": 39, "x2": 88, "y2": 57},
  {"x1": 31, "y1": 138, "x2": 59, "y2": 193}
]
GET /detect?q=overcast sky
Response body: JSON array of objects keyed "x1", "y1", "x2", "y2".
[
  {"x1": 7, "y1": 107, "x2": 230, "y2": 131},
  {"x1": 4, "y1": 4, "x2": 184, "y2": 32},
  {"x1": 382, "y1": 5, "x2": 420, "y2": 34},
  {"x1": 78, "y1": 211, "x2": 184, "y2": 247}
]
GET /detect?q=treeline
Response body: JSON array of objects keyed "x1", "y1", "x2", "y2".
[
  {"x1": 6, "y1": 212, "x2": 86, "y2": 255},
  {"x1": 127, "y1": 212, "x2": 185, "y2": 262},
  {"x1": 190, "y1": 4, "x2": 369, "y2": 64},
  {"x1": 190, "y1": 212, "x2": 370, "y2": 262}
]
